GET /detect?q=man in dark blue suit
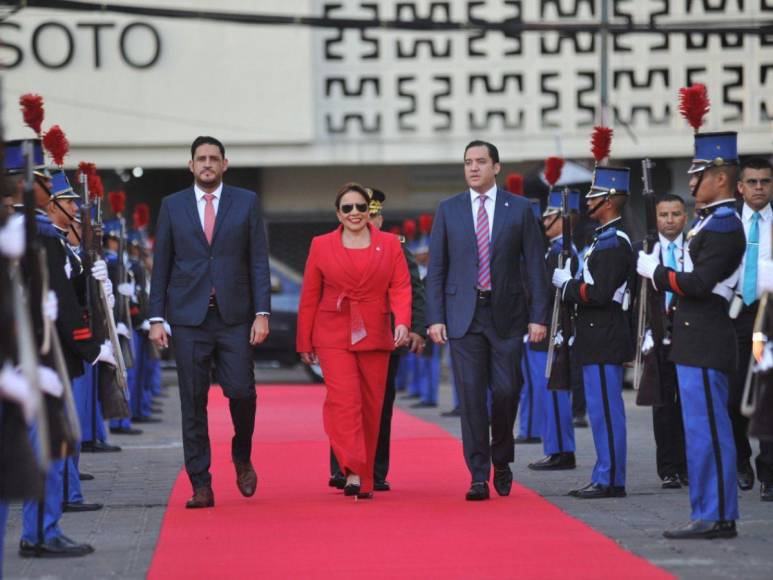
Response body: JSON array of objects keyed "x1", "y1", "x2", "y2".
[
  {"x1": 149, "y1": 136, "x2": 271, "y2": 508},
  {"x1": 426, "y1": 140, "x2": 549, "y2": 500}
]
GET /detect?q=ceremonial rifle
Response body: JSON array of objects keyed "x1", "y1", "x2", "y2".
[
  {"x1": 80, "y1": 170, "x2": 131, "y2": 418},
  {"x1": 113, "y1": 193, "x2": 135, "y2": 369},
  {"x1": 545, "y1": 187, "x2": 574, "y2": 390},
  {"x1": 633, "y1": 158, "x2": 665, "y2": 406}
]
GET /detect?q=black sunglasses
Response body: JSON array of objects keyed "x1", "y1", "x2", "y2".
[{"x1": 340, "y1": 202, "x2": 368, "y2": 214}]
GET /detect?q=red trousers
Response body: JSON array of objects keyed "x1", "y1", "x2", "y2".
[{"x1": 316, "y1": 348, "x2": 390, "y2": 493}]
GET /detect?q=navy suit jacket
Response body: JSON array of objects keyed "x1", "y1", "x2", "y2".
[
  {"x1": 425, "y1": 189, "x2": 549, "y2": 339},
  {"x1": 149, "y1": 184, "x2": 271, "y2": 326}
]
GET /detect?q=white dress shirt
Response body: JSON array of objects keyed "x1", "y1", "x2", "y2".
[
  {"x1": 194, "y1": 182, "x2": 223, "y2": 229},
  {"x1": 738, "y1": 203, "x2": 773, "y2": 299},
  {"x1": 469, "y1": 184, "x2": 497, "y2": 240}
]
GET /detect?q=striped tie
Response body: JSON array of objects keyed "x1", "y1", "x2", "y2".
[{"x1": 476, "y1": 194, "x2": 491, "y2": 290}]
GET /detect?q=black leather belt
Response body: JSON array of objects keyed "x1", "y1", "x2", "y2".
[{"x1": 477, "y1": 290, "x2": 492, "y2": 302}]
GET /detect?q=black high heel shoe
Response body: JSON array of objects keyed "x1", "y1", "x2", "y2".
[{"x1": 343, "y1": 483, "x2": 361, "y2": 496}]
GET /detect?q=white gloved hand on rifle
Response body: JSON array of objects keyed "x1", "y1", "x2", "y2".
[
  {"x1": 116, "y1": 322, "x2": 131, "y2": 339},
  {"x1": 117, "y1": 282, "x2": 135, "y2": 298},
  {"x1": 0, "y1": 214, "x2": 25, "y2": 259},
  {"x1": 94, "y1": 340, "x2": 117, "y2": 367},
  {"x1": 44, "y1": 290, "x2": 58, "y2": 322},
  {"x1": 0, "y1": 363, "x2": 36, "y2": 424},
  {"x1": 91, "y1": 259, "x2": 108, "y2": 282},
  {"x1": 641, "y1": 329, "x2": 654, "y2": 355},
  {"x1": 551, "y1": 261, "x2": 572, "y2": 290},
  {"x1": 103, "y1": 278, "x2": 115, "y2": 309},
  {"x1": 637, "y1": 244, "x2": 660, "y2": 280},
  {"x1": 38, "y1": 366, "x2": 64, "y2": 398}
]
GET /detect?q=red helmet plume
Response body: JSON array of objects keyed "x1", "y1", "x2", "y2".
[
  {"x1": 418, "y1": 213, "x2": 433, "y2": 234},
  {"x1": 133, "y1": 203, "x2": 151, "y2": 229},
  {"x1": 678, "y1": 83, "x2": 710, "y2": 133},
  {"x1": 506, "y1": 172, "x2": 524, "y2": 196},
  {"x1": 19, "y1": 93, "x2": 44, "y2": 135},
  {"x1": 42, "y1": 125, "x2": 69, "y2": 166},
  {"x1": 590, "y1": 126, "x2": 613, "y2": 165},
  {"x1": 109, "y1": 190, "x2": 126, "y2": 214},
  {"x1": 544, "y1": 157, "x2": 564, "y2": 188},
  {"x1": 402, "y1": 219, "x2": 417, "y2": 240},
  {"x1": 77, "y1": 162, "x2": 103, "y2": 198}
]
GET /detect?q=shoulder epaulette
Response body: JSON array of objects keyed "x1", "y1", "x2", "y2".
[
  {"x1": 594, "y1": 228, "x2": 620, "y2": 251},
  {"x1": 704, "y1": 207, "x2": 742, "y2": 234},
  {"x1": 34, "y1": 215, "x2": 60, "y2": 239}
]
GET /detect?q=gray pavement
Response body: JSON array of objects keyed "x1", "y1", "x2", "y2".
[{"x1": 3, "y1": 365, "x2": 772, "y2": 579}]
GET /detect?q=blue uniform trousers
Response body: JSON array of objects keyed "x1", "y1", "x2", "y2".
[
  {"x1": 583, "y1": 364, "x2": 626, "y2": 487},
  {"x1": 543, "y1": 387, "x2": 576, "y2": 455},
  {"x1": 79, "y1": 363, "x2": 107, "y2": 443},
  {"x1": 0, "y1": 501, "x2": 8, "y2": 574},
  {"x1": 395, "y1": 353, "x2": 412, "y2": 392},
  {"x1": 21, "y1": 423, "x2": 64, "y2": 543},
  {"x1": 518, "y1": 342, "x2": 545, "y2": 439},
  {"x1": 407, "y1": 353, "x2": 422, "y2": 397},
  {"x1": 675, "y1": 365, "x2": 739, "y2": 522}
]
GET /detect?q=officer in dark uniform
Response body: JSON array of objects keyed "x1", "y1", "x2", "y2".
[
  {"x1": 528, "y1": 189, "x2": 579, "y2": 471},
  {"x1": 552, "y1": 166, "x2": 634, "y2": 499},
  {"x1": 638, "y1": 131, "x2": 744, "y2": 539},
  {"x1": 329, "y1": 188, "x2": 427, "y2": 491}
]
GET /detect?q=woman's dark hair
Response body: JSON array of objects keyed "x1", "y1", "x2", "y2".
[
  {"x1": 335, "y1": 182, "x2": 371, "y2": 209},
  {"x1": 191, "y1": 136, "x2": 225, "y2": 159}
]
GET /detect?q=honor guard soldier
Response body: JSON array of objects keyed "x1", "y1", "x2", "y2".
[
  {"x1": 730, "y1": 157, "x2": 773, "y2": 499},
  {"x1": 638, "y1": 194, "x2": 689, "y2": 489},
  {"x1": 552, "y1": 127, "x2": 634, "y2": 499},
  {"x1": 529, "y1": 188, "x2": 580, "y2": 471},
  {"x1": 637, "y1": 89, "x2": 744, "y2": 538}
]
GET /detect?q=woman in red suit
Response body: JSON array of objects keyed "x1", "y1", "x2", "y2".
[{"x1": 297, "y1": 183, "x2": 412, "y2": 499}]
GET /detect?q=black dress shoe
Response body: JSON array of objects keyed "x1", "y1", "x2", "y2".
[
  {"x1": 663, "y1": 520, "x2": 737, "y2": 539},
  {"x1": 374, "y1": 480, "x2": 391, "y2": 491},
  {"x1": 440, "y1": 407, "x2": 461, "y2": 417},
  {"x1": 328, "y1": 474, "x2": 346, "y2": 489},
  {"x1": 514, "y1": 435, "x2": 541, "y2": 444},
  {"x1": 343, "y1": 483, "x2": 361, "y2": 496},
  {"x1": 63, "y1": 502, "x2": 103, "y2": 513},
  {"x1": 109, "y1": 426, "x2": 143, "y2": 435},
  {"x1": 572, "y1": 483, "x2": 626, "y2": 499},
  {"x1": 356, "y1": 492, "x2": 374, "y2": 500},
  {"x1": 761, "y1": 482, "x2": 773, "y2": 502},
  {"x1": 79, "y1": 473, "x2": 95, "y2": 481},
  {"x1": 80, "y1": 441, "x2": 121, "y2": 453},
  {"x1": 572, "y1": 415, "x2": 589, "y2": 428},
  {"x1": 465, "y1": 482, "x2": 490, "y2": 501},
  {"x1": 737, "y1": 462, "x2": 754, "y2": 491},
  {"x1": 661, "y1": 475, "x2": 682, "y2": 489},
  {"x1": 528, "y1": 453, "x2": 576, "y2": 471},
  {"x1": 19, "y1": 536, "x2": 94, "y2": 558},
  {"x1": 409, "y1": 401, "x2": 437, "y2": 409},
  {"x1": 132, "y1": 415, "x2": 162, "y2": 424},
  {"x1": 493, "y1": 466, "x2": 513, "y2": 496}
]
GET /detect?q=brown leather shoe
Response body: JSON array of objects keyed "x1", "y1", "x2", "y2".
[
  {"x1": 235, "y1": 461, "x2": 257, "y2": 497},
  {"x1": 185, "y1": 486, "x2": 214, "y2": 509}
]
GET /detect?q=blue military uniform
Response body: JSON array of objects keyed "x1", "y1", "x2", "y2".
[{"x1": 649, "y1": 132, "x2": 744, "y2": 539}]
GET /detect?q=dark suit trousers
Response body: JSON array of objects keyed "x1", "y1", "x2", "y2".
[
  {"x1": 652, "y1": 345, "x2": 687, "y2": 480},
  {"x1": 330, "y1": 353, "x2": 400, "y2": 482},
  {"x1": 172, "y1": 304, "x2": 256, "y2": 489},
  {"x1": 732, "y1": 304, "x2": 773, "y2": 482},
  {"x1": 449, "y1": 298, "x2": 522, "y2": 482}
]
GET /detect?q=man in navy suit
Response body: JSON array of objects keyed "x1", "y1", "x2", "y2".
[
  {"x1": 149, "y1": 136, "x2": 271, "y2": 508},
  {"x1": 426, "y1": 140, "x2": 549, "y2": 500}
]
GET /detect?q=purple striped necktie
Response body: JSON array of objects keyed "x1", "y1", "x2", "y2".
[{"x1": 476, "y1": 194, "x2": 491, "y2": 290}]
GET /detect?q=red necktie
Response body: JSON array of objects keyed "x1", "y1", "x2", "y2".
[
  {"x1": 203, "y1": 193, "x2": 216, "y2": 244},
  {"x1": 476, "y1": 195, "x2": 491, "y2": 290}
]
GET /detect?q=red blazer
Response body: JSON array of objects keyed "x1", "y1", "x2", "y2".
[{"x1": 296, "y1": 224, "x2": 412, "y2": 352}]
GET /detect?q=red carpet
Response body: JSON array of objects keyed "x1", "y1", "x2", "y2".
[{"x1": 149, "y1": 386, "x2": 671, "y2": 579}]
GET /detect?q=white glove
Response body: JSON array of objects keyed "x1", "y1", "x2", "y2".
[
  {"x1": 0, "y1": 214, "x2": 26, "y2": 259},
  {"x1": 140, "y1": 319, "x2": 151, "y2": 332},
  {"x1": 117, "y1": 282, "x2": 135, "y2": 297},
  {"x1": 641, "y1": 329, "x2": 654, "y2": 355},
  {"x1": 44, "y1": 290, "x2": 58, "y2": 322},
  {"x1": 0, "y1": 363, "x2": 36, "y2": 424},
  {"x1": 37, "y1": 366, "x2": 64, "y2": 398},
  {"x1": 637, "y1": 244, "x2": 660, "y2": 280},
  {"x1": 551, "y1": 261, "x2": 572, "y2": 289},
  {"x1": 94, "y1": 340, "x2": 117, "y2": 367},
  {"x1": 91, "y1": 259, "x2": 108, "y2": 282},
  {"x1": 759, "y1": 343, "x2": 773, "y2": 372},
  {"x1": 758, "y1": 260, "x2": 773, "y2": 294},
  {"x1": 163, "y1": 322, "x2": 172, "y2": 336},
  {"x1": 116, "y1": 322, "x2": 131, "y2": 339}
]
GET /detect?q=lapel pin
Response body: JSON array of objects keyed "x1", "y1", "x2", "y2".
[{"x1": 504, "y1": 202, "x2": 509, "y2": 207}]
